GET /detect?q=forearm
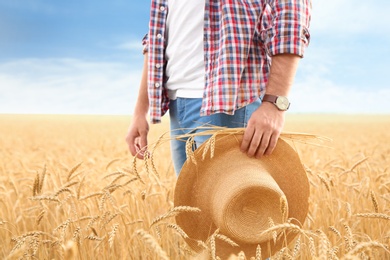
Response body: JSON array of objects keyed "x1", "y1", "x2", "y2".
[
  {"x1": 265, "y1": 54, "x2": 300, "y2": 97},
  {"x1": 126, "y1": 53, "x2": 150, "y2": 159},
  {"x1": 133, "y1": 53, "x2": 149, "y2": 117}
]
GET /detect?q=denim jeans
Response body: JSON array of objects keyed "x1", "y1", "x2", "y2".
[{"x1": 169, "y1": 97, "x2": 262, "y2": 175}]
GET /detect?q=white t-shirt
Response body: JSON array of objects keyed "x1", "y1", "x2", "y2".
[{"x1": 165, "y1": 0, "x2": 205, "y2": 100}]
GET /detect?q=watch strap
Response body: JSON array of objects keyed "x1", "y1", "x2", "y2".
[{"x1": 262, "y1": 94, "x2": 278, "y2": 104}]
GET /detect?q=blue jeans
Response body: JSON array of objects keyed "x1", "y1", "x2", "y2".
[{"x1": 169, "y1": 98, "x2": 262, "y2": 175}]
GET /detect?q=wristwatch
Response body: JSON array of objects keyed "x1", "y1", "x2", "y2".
[{"x1": 262, "y1": 94, "x2": 290, "y2": 111}]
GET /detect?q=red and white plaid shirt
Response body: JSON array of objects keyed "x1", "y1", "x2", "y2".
[{"x1": 144, "y1": 0, "x2": 311, "y2": 123}]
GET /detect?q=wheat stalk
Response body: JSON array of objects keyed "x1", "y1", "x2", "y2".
[
  {"x1": 268, "y1": 217, "x2": 278, "y2": 244},
  {"x1": 255, "y1": 244, "x2": 262, "y2": 260},
  {"x1": 79, "y1": 192, "x2": 104, "y2": 201},
  {"x1": 256, "y1": 222, "x2": 303, "y2": 247},
  {"x1": 85, "y1": 235, "x2": 104, "y2": 241},
  {"x1": 370, "y1": 190, "x2": 379, "y2": 213},
  {"x1": 201, "y1": 136, "x2": 211, "y2": 160},
  {"x1": 292, "y1": 236, "x2": 301, "y2": 258},
  {"x1": 77, "y1": 175, "x2": 85, "y2": 200},
  {"x1": 215, "y1": 233, "x2": 239, "y2": 247},
  {"x1": 173, "y1": 127, "x2": 330, "y2": 146},
  {"x1": 280, "y1": 195, "x2": 288, "y2": 221},
  {"x1": 308, "y1": 236, "x2": 317, "y2": 258},
  {"x1": 185, "y1": 136, "x2": 197, "y2": 165},
  {"x1": 54, "y1": 218, "x2": 72, "y2": 241},
  {"x1": 167, "y1": 223, "x2": 189, "y2": 239},
  {"x1": 345, "y1": 202, "x2": 352, "y2": 218},
  {"x1": 36, "y1": 210, "x2": 45, "y2": 226},
  {"x1": 210, "y1": 230, "x2": 217, "y2": 260},
  {"x1": 143, "y1": 150, "x2": 151, "y2": 176},
  {"x1": 356, "y1": 213, "x2": 390, "y2": 220},
  {"x1": 39, "y1": 164, "x2": 46, "y2": 194},
  {"x1": 209, "y1": 134, "x2": 216, "y2": 158},
  {"x1": 343, "y1": 224, "x2": 355, "y2": 253},
  {"x1": 135, "y1": 229, "x2": 169, "y2": 260},
  {"x1": 154, "y1": 225, "x2": 162, "y2": 239},
  {"x1": 121, "y1": 177, "x2": 139, "y2": 187},
  {"x1": 67, "y1": 162, "x2": 83, "y2": 181},
  {"x1": 105, "y1": 158, "x2": 121, "y2": 170},
  {"x1": 349, "y1": 157, "x2": 369, "y2": 172},
  {"x1": 237, "y1": 251, "x2": 246, "y2": 259},
  {"x1": 329, "y1": 246, "x2": 339, "y2": 260},
  {"x1": 102, "y1": 213, "x2": 120, "y2": 228},
  {"x1": 318, "y1": 175, "x2": 330, "y2": 192},
  {"x1": 90, "y1": 227, "x2": 98, "y2": 236},
  {"x1": 132, "y1": 155, "x2": 145, "y2": 184},
  {"x1": 30, "y1": 195, "x2": 60, "y2": 203},
  {"x1": 329, "y1": 226, "x2": 342, "y2": 238},
  {"x1": 150, "y1": 206, "x2": 201, "y2": 227},
  {"x1": 316, "y1": 229, "x2": 330, "y2": 260},
  {"x1": 54, "y1": 187, "x2": 74, "y2": 197},
  {"x1": 149, "y1": 133, "x2": 168, "y2": 178},
  {"x1": 33, "y1": 172, "x2": 40, "y2": 196},
  {"x1": 10, "y1": 231, "x2": 53, "y2": 254},
  {"x1": 73, "y1": 226, "x2": 82, "y2": 245},
  {"x1": 86, "y1": 216, "x2": 100, "y2": 231},
  {"x1": 108, "y1": 174, "x2": 126, "y2": 186},
  {"x1": 343, "y1": 241, "x2": 389, "y2": 258},
  {"x1": 108, "y1": 223, "x2": 119, "y2": 248}
]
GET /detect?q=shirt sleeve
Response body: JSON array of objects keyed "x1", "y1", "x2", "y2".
[
  {"x1": 261, "y1": 0, "x2": 311, "y2": 57},
  {"x1": 142, "y1": 33, "x2": 149, "y2": 55}
]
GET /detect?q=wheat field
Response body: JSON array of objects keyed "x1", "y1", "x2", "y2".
[{"x1": 0, "y1": 114, "x2": 389, "y2": 259}]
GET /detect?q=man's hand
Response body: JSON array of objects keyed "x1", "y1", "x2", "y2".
[
  {"x1": 240, "y1": 102, "x2": 285, "y2": 158},
  {"x1": 126, "y1": 52, "x2": 149, "y2": 159},
  {"x1": 240, "y1": 53, "x2": 300, "y2": 158},
  {"x1": 126, "y1": 116, "x2": 149, "y2": 159}
]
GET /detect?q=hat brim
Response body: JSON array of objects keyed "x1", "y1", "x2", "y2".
[{"x1": 174, "y1": 133, "x2": 310, "y2": 259}]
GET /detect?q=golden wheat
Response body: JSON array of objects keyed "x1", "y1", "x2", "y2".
[
  {"x1": 1, "y1": 114, "x2": 389, "y2": 259},
  {"x1": 356, "y1": 213, "x2": 390, "y2": 220}
]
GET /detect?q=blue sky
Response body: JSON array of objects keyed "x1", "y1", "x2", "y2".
[{"x1": 0, "y1": 0, "x2": 389, "y2": 115}]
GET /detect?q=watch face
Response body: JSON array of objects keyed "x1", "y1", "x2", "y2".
[{"x1": 276, "y1": 96, "x2": 290, "y2": 111}]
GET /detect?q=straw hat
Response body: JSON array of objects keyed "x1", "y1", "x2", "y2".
[{"x1": 174, "y1": 131, "x2": 310, "y2": 259}]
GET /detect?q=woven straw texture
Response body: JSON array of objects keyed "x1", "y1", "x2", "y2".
[{"x1": 174, "y1": 133, "x2": 310, "y2": 259}]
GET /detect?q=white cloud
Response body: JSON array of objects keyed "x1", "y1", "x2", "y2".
[
  {"x1": 0, "y1": 58, "x2": 142, "y2": 115},
  {"x1": 1, "y1": 56, "x2": 388, "y2": 116},
  {"x1": 290, "y1": 74, "x2": 390, "y2": 114},
  {"x1": 1, "y1": 0, "x2": 389, "y2": 116},
  {"x1": 311, "y1": 0, "x2": 390, "y2": 35},
  {"x1": 116, "y1": 40, "x2": 144, "y2": 52}
]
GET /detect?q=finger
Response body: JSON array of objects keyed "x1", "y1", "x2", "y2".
[
  {"x1": 247, "y1": 130, "x2": 263, "y2": 157},
  {"x1": 256, "y1": 132, "x2": 272, "y2": 158},
  {"x1": 240, "y1": 126, "x2": 255, "y2": 153},
  {"x1": 140, "y1": 132, "x2": 148, "y2": 153},
  {"x1": 264, "y1": 133, "x2": 280, "y2": 155},
  {"x1": 134, "y1": 137, "x2": 146, "y2": 160},
  {"x1": 126, "y1": 134, "x2": 138, "y2": 156},
  {"x1": 137, "y1": 132, "x2": 149, "y2": 159}
]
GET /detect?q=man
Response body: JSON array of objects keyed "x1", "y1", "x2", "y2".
[{"x1": 126, "y1": 0, "x2": 311, "y2": 175}]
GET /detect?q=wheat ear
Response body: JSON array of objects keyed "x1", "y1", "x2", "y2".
[{"x1": 135, "y1": 229, "x2": 169, "y2": 260}]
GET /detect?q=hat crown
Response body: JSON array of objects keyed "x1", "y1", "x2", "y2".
[{"x1": 210, "y1": 158, "x2": 288, "y2": 244}]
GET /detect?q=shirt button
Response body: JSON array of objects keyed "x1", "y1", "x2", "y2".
[
  {"x1": 157, "y1": 34, "x2": 162, "y2": 39},
  {"x1": 155, "y1": 64, "x2": 161, "y2": 69},
  {"x1": 160, "y1": 6, "x2": 166, "y2": 11},
  {"x1": 155, "y1": 83, "x2": 161, "y2": 88}
]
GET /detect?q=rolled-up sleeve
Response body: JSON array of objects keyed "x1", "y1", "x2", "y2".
[
  {"x1": 260, "y1": 0, "x2": 311, "y2": 57},
  {"x1": 142, "y1": 34, "x2": 149, "y2": 55}
]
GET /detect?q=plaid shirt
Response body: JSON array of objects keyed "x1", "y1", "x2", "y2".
[{"x1": 144, "y1": 0, "x2": 311, "y2": 123}]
